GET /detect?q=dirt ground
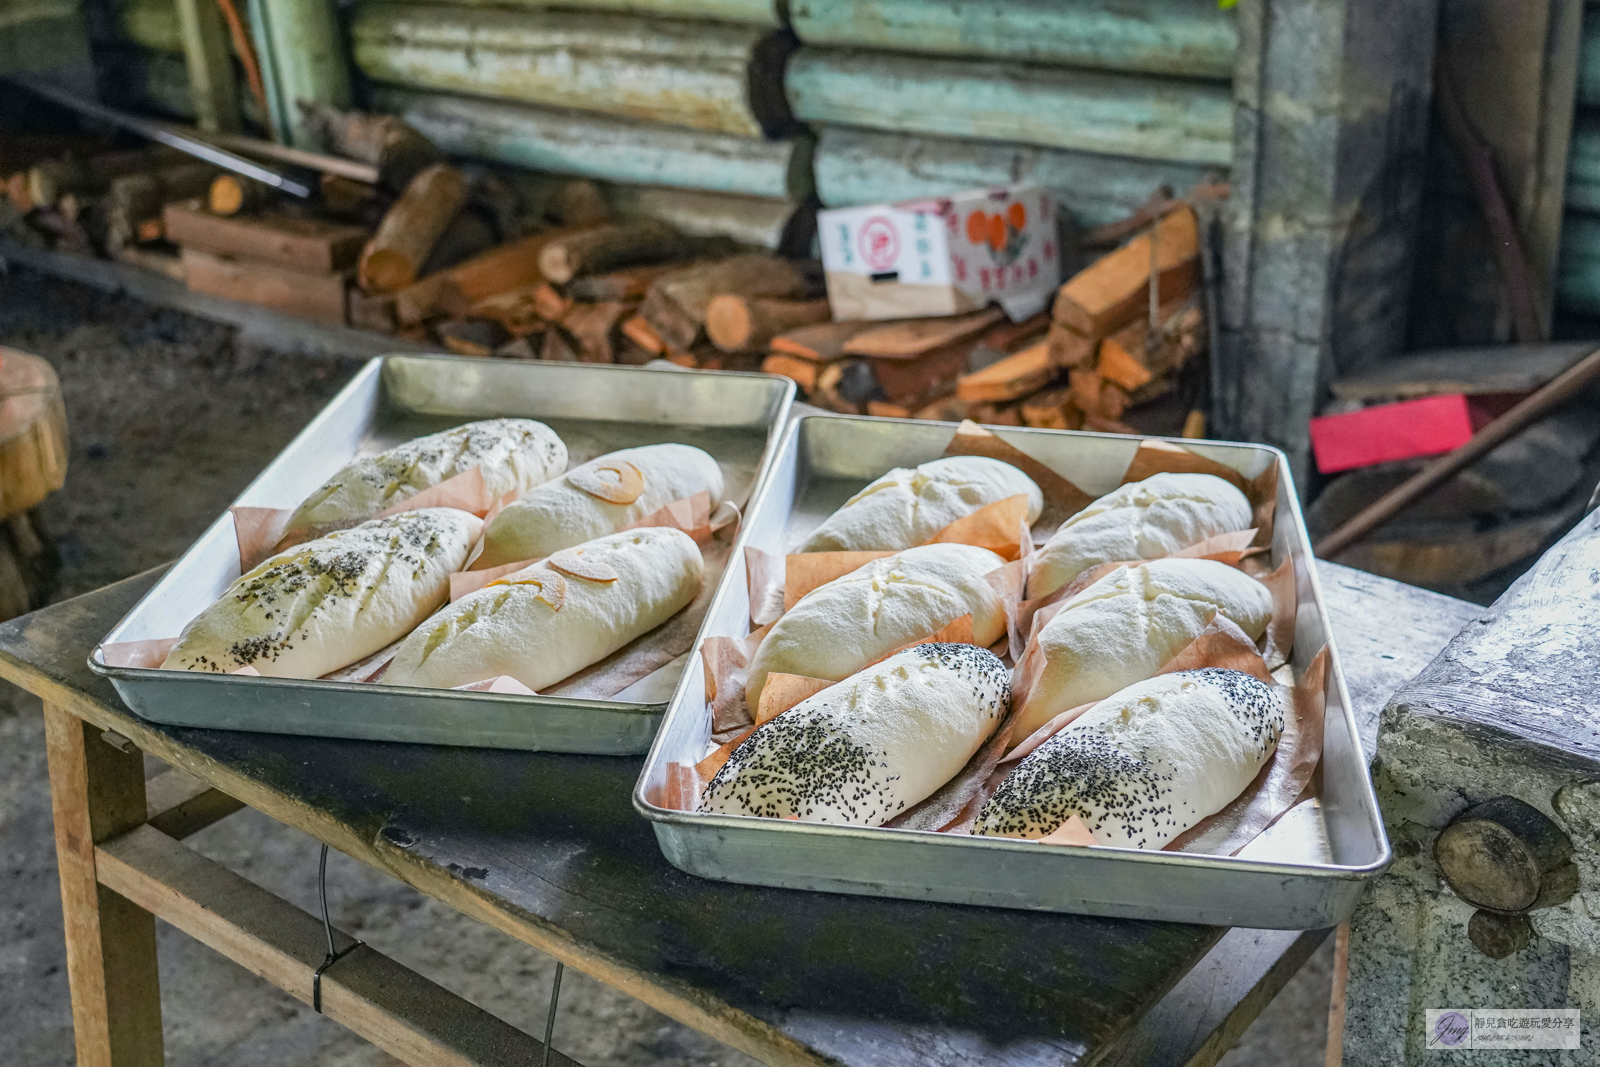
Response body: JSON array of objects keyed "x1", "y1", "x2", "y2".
[{"x1": 0, "y1": 263, "x2": 1327, "y2": 1065}]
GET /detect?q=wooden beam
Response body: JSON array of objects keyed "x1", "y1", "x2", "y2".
[
  {"x1": 163, "y1": 202, "x2": 369, "y2": 274},
  {"x1": 42, "y1": 704, "x2": 164, "y2": 1067},
  {"x1": 96, "y1": 824, "x2": 579, "y2": 1067},
  {"x1": 174, "y1": 0, "x2": 240, "y2": 133},
  {"x1": 144, "y1": 767, "x2": 244, "y2": 839},
  {"x1": 180, "y1": 247, "x2": 348, "y2": 326}
]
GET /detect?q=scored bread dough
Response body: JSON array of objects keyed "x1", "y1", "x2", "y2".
[
  {"x1": 975, "y1": 668, "x2": 1286, "y2": 849},
  {"x1": 1028, "y1": 472, "x2": 1252, "y2": 599},
  {"x1": 385, "y1": 526, "x2": 703, "y2": 692},
  {"x1": 743, "y1": 542, "x2": 1007, "y2": 713},
  {"x1": 797, "y1": 455, "x2": 1042, "y2": 553},
  {"x1": 473, "y1": 443, "x2": 724, "y2": 570},
  {"x1": 285, "y1": 419, "x2": 567, "y2": 535},
  {"x1": 1014, "y1": 557, "x2": 1271, "y2": 738},
  {"x1": 701, "y1": 643, "x2": 1010, "y2": 826},
  {"x1": 163, "y1": 508, "x2": 482, "y2": 679}
]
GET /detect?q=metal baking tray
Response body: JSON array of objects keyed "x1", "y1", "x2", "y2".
[
  {"x1": 90, "y1": 354, "x2": 794, "y2": 753},
  {"x1": 634, "y1": 414, "x2": 1389, "y2": 926}
]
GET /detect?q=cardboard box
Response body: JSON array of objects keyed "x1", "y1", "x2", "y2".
[{"x1": 818, "y1": 184, "x2": 1060, "y2": 322}]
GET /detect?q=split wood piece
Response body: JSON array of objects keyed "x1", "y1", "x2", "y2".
[
  {"x1": 813, "y1": 359, "x2": 876, "y2": 414},
  {"x1": 28, "y1": 147, "x2": 183, "y2": 207},
  {"x1": 1045, "y1": 321, "x2": 1098, "y2": 368},
  {"x1": 207, "y1": 174, "x2": 268, "y2": 217},
  {"x1": 1096, "y1": 338, "x2": 1154, "y2": 391},
  {"x1": 867, "y1": 401, "x2": 910, "y2": 418},
  {"x1": 967, "y1": 311, "x2": 1050, "y2": 369},
  {"x1": 1020, "y1": 386, "x2": 1084, "y2": 431},
  {"x1": 1069, "y1": 368, "x2": 1105, "y2": 418},
  {"x1": 561, "y1": 300, "x2": 636, "y2": 363},
  {"x1": 180, "y1": 248, "x2": 347, "y2": 326},
  {"x1": 1100, "y1": 381, "x2": 1129, "y2": 419},
  {"x1": 1467, "y1": 910, "x2": 1533, "y2": 960},
  {"x1": 436, "y1": 318, "x2": 511, "y2": 357},
  {"x1": 621, "y1": 315, "x2": 666, "y2": 357},
  {"x1": 296, "y1": 103, "x2": 445, "y2": 192},
  {"x1": 706, "y1": 297, "x2": 830, "y2": 353},
  {"x1": 135, "y1": 219, "x2": 164, "y2": 244},
  {"x1": 358, "y1": 164, "x2": 469, "y2": 293},
  {"x1": 532, "y1": 283, "x2": 572, "y2": 323},
  {"x1": 163, "y1": 202, "x2": 369, "y2": 275},
  {"x1": 914, "y1": 395, "x2": 971, "y2": 422},
  {"x1": 1083, "y1": 413, "x2": 1139, "y2": 435},
  {"x1": 105, "y1": 163, "x2": 217, "y2": 254},
  {"x1": 495, "y1": 336, "x2": 539, "y2": 360},
  {"x1": 769, "y1": 319, "x2": 873, "y2": 362},
  {"x1": 568, "y1": 261, "x2": 685, "y2": 302},
  {"x1": 614, "y1": 338, "x2": 655, "y2": 365},
  {"x1": 760, "y1": 353, "x2": 823, "y2": 392},
  {"x1": 0, "y1": 351, "x2": 68, "y2": 522},
  {"x1": 537, "y1": 220, "x2": 684, "y2": 285},
  {"x1": 113, "y1": 246, "x2": 187, "y2": 282},
  {"x1": 956, "y1": 341, "x2": 1053, "y2": 402},
  {"x1": 1098, "y1": 298, "x2": 1203, "y2": 386},
  {"x1": 968, "y1": 401, "x2": 1022, "y2": 426},
  {"x1": 1434, "y1": 796, "x2": 1575, "y2": 913},
  {"x1": 395, "y1": 229, "x2": 569, "y2": 326},
  {"x1": 870, "y1": 339, "x2": 971, "y2": 408},
  {"x1": 541, "y1": 328, "x2": 580, "y2": 362},
  {"x1": 843, "y1": 307, "x2": 1005, "y2": 359},
  {"x1": 1053, "y1": 205, "x2": 1199, "y2": 336},
  {"x1": 417, "y1": 208, "x2": 501, "y2": 279},
  {"x1": 319, "y1": 174, "x2": 381, "y2": 218},
  {"x1": 552, "y1": 179, "x2": 611, "y2": 228},
  {"x1": 348, "y1": 290, "x2": 398, "y2": 334},
  {"x1": 642, "y1": 255, "x2": 808, "y2": 351}
]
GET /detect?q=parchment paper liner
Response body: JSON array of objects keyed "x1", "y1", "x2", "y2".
[
  {"x1": 1120, "y1": 438, "x2": 1281, "y2": 553},
  {"x1": 944, "y1": 419, "x2": 1093, "y2": 529},
  {"x1": 263, "y1": 465, "x2": 500, "y2": 561}
]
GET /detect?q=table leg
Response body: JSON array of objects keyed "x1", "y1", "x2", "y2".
[{"x1": 43, "y1": 703, "x2": 164, "y2": 1066}]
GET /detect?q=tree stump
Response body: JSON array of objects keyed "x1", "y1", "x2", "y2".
[{"x1": 0, "y1": 350, "x2": 67, "y2": 621}]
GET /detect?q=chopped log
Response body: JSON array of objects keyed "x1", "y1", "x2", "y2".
[
  {"x1": 0, "y1": 351, "x2": 68, "y2": 522},
  {"x1": 642, "y1": 255, "x2": 808, "y2": 350},
  {"x1": 812, "y1": 360, "x2": 866, "y2": 414},
  {"x1": 568, "y1": 261, "x2": 684, "y2": 302},
  {"x1": 615, "y1": 338, "x2": 655, "y2": 365},
  {"x1": 761, "y1": 353, "x2": 823, "y2": 392},
  {"x1": 320, "y1": 174, "x2": 381, "y2": 217},
  {"x1": 1083, "y1": 413, "x2": 1138, "y2": 435},
  {"x1": 394, "y1": 229, "x2": 569, "y2": 326},
  {"x1": 1467, "y1": 910, "x2": 1533, "y2": 959},
  {"x1": 541, "y1": 328, "x2": 580, "y2": 362},
  {"x1": 1020, "y1": 386, "x2": 1083, "y2": 430},
  {"x1": 1053, "y1": 206, "x2": 1199, "y2": 336},
  {"x1": 968, "y1": 401, "x2": 1022, "y2": 426},
  {"x1": 869, "y1": 341, "x2": 971, "y2": 408},
  {"x1": 1533, "y1": 862, "x2": 1581, "y2": 911},
  {"x1": 180, "y1": 248, "x2": 347, "y2": 325},
  {"x1": 553, "y1": 179, "x2": 611, "y2": 228},
  {"x1": 105, "y1": 163, "x2": 218, "y2": 253},
  {"x1": 207, "y1": 173, "x2": 268, "y2": 216},
  {"x1": 561, "y1": 300, "x2": 636, "y2": 363},
  {"x1": 532, "y1": 283, "x2": 572, "y2": 323},
  {"x1": 956, "y1": 341, "x2": 1053, "y2": 402},
  {"x1": 663, "y1": 349, "x2": 700, "y2": 368},
  {"x1": 536, "y1": 220, "x2": 684, "y2": 284},
  {"x1": 706, "y1": 296, "x2": 831, "y2": 353},
  {"x1": 844, "y1": 307, "x2": 1005, "y2": 359},
  {"x1": 1098, "y1": 297, "x2": 1203, "y2": 381},
  {"x1": 967, "y1": 310, "x2": 1050, "y2": 369},
  {"x1": 495, "y1": 336, "x2": 539, "y2": 360},
  {"x1": 417, "y1": 207, "x2": 501, "y2": 278},
  {"x1": 866, "y1": 401, "x2": 910, "y2": 418},
  {"x1": 1096, "y1": 335, "x2": 1154, "y2": 391},
  {"x1": 470, "y1": 287, "x2": 544, "y2": 337},
  {"x1": 358, "y1": 163, "x2": 469, "y2": 293},
  {"x1": 621, "y1": 315, "x2": 666, "y2": 356},
  {"x1": 163, "y1": 202, "x2": 369, "y2": 274},
  {"x1": 1068, "y1": 367, "x2": 1104, "y2": 417},
  {"x1": 27, "y1": 147, "x2": 179, "y2": 207},
  {"x1": 136, "y1": 218, "x2": 164, "y2": 243},
  {"x1": 770, "y1": 319, "x2": 872, "y2": 361},
  {"x1": 297, "y1": 103, "x2": 445, "y2": 191},
  {"x1": 1182, "y1": 409, "x2": 1206, "y2": 439},
  {"x1": 1100, "y1": 381, "x2": 1129, "y2": 419},
  {"x1": 349, "y1": 289, "x2": 398, "y2": 334},
  {"x1": 1435, "y1": 796, "x2": 1575, "y2": 912},
  {"x1": 608, "y1": 185, "x2": 806, "y2": 252},
  {"x1": 437, "y1": 317, "x2": 511, "y2": 357}
]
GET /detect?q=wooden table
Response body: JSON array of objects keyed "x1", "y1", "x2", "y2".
[{"x1": 0, "y1": 561, "x2": 1478, "y2": 1067}]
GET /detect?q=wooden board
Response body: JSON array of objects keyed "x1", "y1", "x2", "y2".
[
  {"x1": 163, "y1": 202, "x2": 368, "y2": 274},
  {"x1": 0, "y1": 563, "x2": 1471, "y2": 1067},
  {"x1": 1328, "y1": 342, "x2": 1595, "y2": 402},
  {"x1": 180, "y1": 248, "x2": 347, "y2": 326}
]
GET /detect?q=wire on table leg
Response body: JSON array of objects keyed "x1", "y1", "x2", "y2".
[
  {"x1": 543, "y1": 961, "x2": 564, "y2": 1067},
  {"x1": 312, "y1": 842, "x2": 364, "y2": 1013}
]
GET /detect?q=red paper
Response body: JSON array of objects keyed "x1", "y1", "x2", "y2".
[{"x1": 1309, "y1": 394, "x2": 1475, "y2": 474}]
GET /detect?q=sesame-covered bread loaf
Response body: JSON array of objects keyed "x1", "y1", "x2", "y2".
[
  {"x1": 1014, "y1": 558, "x2": 1271, "y2": 737},
  {"x1": 163, "y1": 508, "x2": 481, "y2": 679},
  {"x1": 701, "y1": 643, "x2": 1009, "y2": 826},
  {"x1": 743, "y1": 543, "x2": 1007, "y2": 713},
  {"x1": 285, "y1": 419, "x2": 566, "y2": 536},
  {"x1": 975, "y1": 668, "x2": 1286, "y2": 848},
  {"x1": 473, "y1": 443, "x2": 723, "y2": 570},
  {"x1": 1028, "y1": 473, "x2": 1252, "y2": 599},
  {"x1": 385, "y1": 526, "x2": 702, "y2": 692},
  {"x1": 798, "y1": 456, "x2": 1042, "y2": 553}
]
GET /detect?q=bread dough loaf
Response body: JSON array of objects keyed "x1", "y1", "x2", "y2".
[
  {"x1": 163, "y1": 508, "x2": 481, "y2": 679},
  {"x1": 1029, "y1": 472, "x2": 1252, "y2": 598},
  {"x1": 744, "y1": 543, "x2": 1006, "y2": 712},
  {"x1": 975, "y1": 668, "x2": 1286, "y2": 848},
  {"x1": 798, "y1": 456, "x2": 1042, "y2": 553},
  {"x1": 285, "y1": 419, "x2": 566, "y2": 535},
  {"x1": 1014, "y1": 558, "x2": 1271, "y2": 737},
  {"x1": 473, "y1": 443, "x2": 723, "y2": 570},
  {"x1": 385, "y1": 526, "x2": 703, "y2": 692},
  {"x1": 701, "y1": 643, "x2": 1009, "y2": 825}
]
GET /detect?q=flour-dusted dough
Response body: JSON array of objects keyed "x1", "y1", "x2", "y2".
[
  {"x1": 744, "y1": 543, "x2": 1006, "y2": 712},
  {"x1": 285, "y1": 419, "x2": 567, "y2": 534},
  {"x1": 163, "y1": 508, "x2": 481, "y2": 679},
  {"x1": 1014, "y1": 558, "x2": 1271, "y2": 737},
  {"x1": 385, "y1": 526, "x2": 703, "y2": 692},
  {"x1": 798, "y1": 456, "x2": 1042, "y2": 553},
  {"x1": 1028, "y1": 473, "x2": 1252, "y2": 598},
  {"x1": 701, "y1": 643, "x2": 1009, "y2": 826},
  {"x1": 473, "y1": 443, "x2": 724, "y2": 570},
  {"x1": 975, "y1": 668, "x2": 1286, "y2": 848}
]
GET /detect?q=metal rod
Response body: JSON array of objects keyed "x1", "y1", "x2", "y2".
[
  {"x1": 183, "y1": 127, "x2": 379, "y2": 184},
  {"x1": 311, "y1": 841, "x2": 363, "y2": 1013},
  {"x1": 318, "y1": 843, "x2": 336, "y2": 960},
  {"x1": 1315, "y1": 344, "x2": 1600, "y2": 559},
  {"x1": 8, "y1": 77, "x2": 315, "y2": 199},
  {"x1": 542, "y1": 962, "x2": 564, "y2": 1067}
]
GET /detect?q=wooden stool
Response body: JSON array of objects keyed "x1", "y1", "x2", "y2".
[{"x1": 0, "y1": 347, "x2": 68, "y2": 620}]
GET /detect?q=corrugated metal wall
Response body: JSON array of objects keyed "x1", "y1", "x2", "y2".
[
  {"x1": 114, "y1": 0, "x2": 1236, "y2": 245},
  {"x1": 1561, "y1": 3, "x2": 1600, "y2": 315}
]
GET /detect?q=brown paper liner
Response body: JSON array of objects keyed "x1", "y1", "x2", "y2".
[
  {"x1": 321, "y1": 639, "x2": 401, "y2": 684},
  {"x1": 783, "y1": 550, "x2": 896, "y2": 612},
  {"x1": 942, "y1": 419, "x2": 1094, "y2": 528},
  {"x1": 452, "y1": 675, "x2": 537, "y2": 695},
  {"x1": 1259, "y1": 558, "x2": 1298, "y2": 670},
  {"x1": 652, "y1": 761, "x2": 706, "y2": 811},
  {"x1": 745, "y1": 545, "x2": 787, "y2": 627},
  {"x1": 926, "y1": 493, "x2": 1030, "y2": 560},
  {"x1": 231, "y1": 664, "x2": 260, "y2": 676},
  {"x1": 755, "y1": 672, "x2": 835, "y2": 724},
  {"x1": 377, "y1": 465, "x2": 494, "y2": 519},
  {"x1": 232, "y1": 507, "x2": 294, "y2": 573},
  {"x1": 1118, "y1": 438, "x2": 1280, "y2": 552},
  {"x1": 1037, "y1": 816, "x2": 1097, "y2": 847},
  {"x1": 98, "y1": 636, "x2": 180, "y2": 669},
  {"x1": 700, "y1": 625, "x2": 769, "y2": 741}
]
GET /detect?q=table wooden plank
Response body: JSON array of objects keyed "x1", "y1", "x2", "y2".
[{"x1": 0, "y1": 561, "x2": 1475, "y2": 1067}]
